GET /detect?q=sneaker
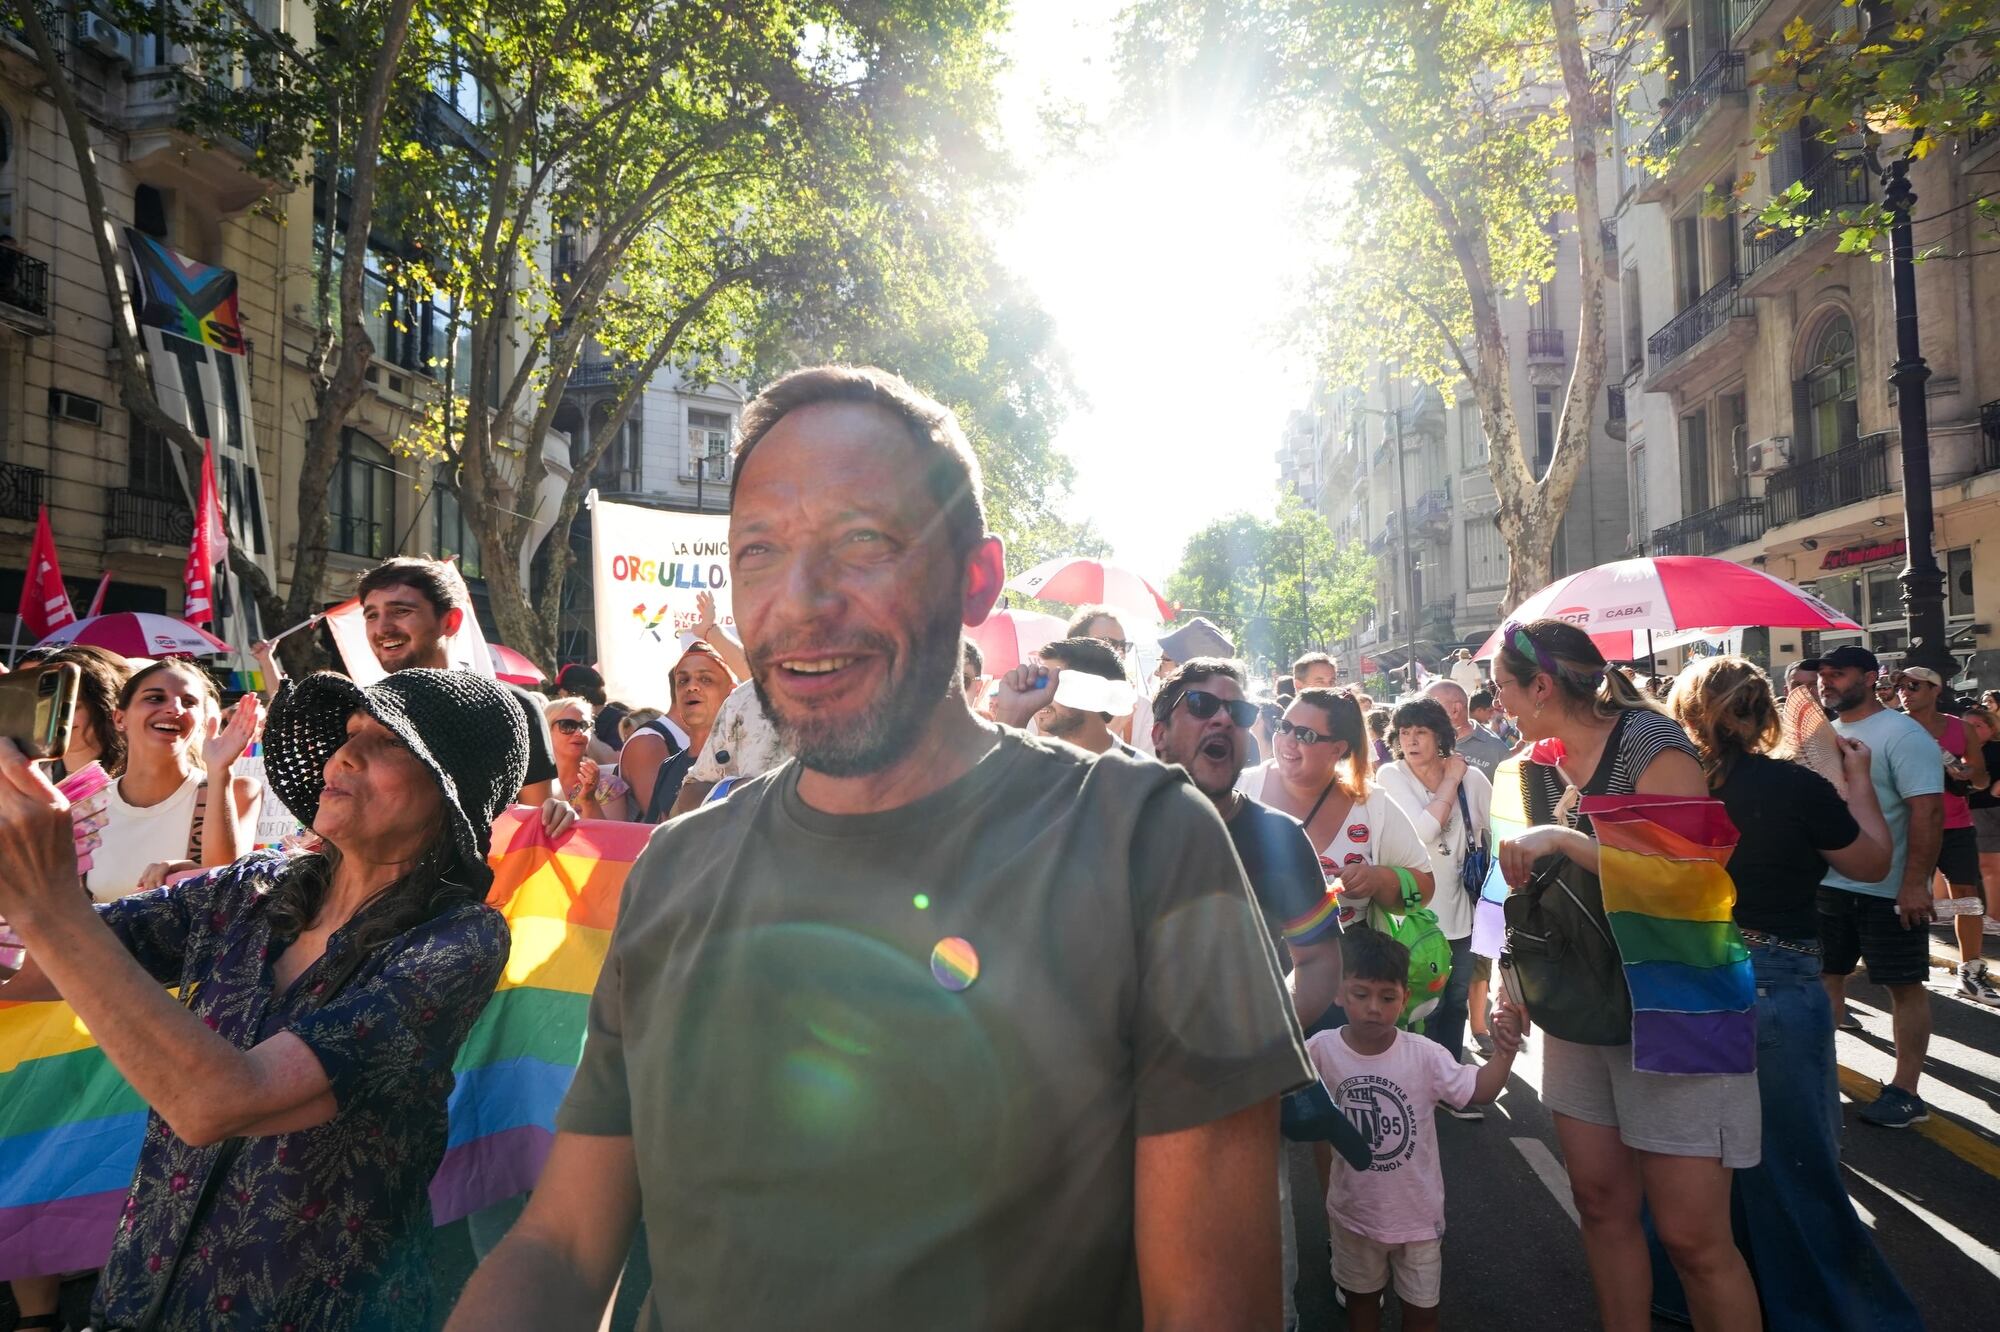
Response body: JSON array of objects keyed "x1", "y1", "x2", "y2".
[
  {"x1": 1857, "y1": 1086, "x2": 1930, "y2": 1129},
  {"x1": 1444, "y1": 1103, "x2": 1486, "y2": 1121},
  {"x1": 1835, "y1": 1009, "x2": 1863, "y2": 1032},
  {"x1": 1960, "y1": 961, "x2": 2000, "y2": 1007},
  {"x1": 1472, "y1": 1031, "x2": 1496, "y2": 1057}
]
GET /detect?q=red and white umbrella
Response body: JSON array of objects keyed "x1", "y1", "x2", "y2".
[
  {"x1": 1005, "y1": 556, "x2": 1175, "y2": 624},
  {"x1": 489, "y1": 644, "x2": 548, "y2": 688},
  {"x1": 965, "y1": 609, "x2": 1069, "y2": 678},
  {"x1": 37, "y1": 612, "x2": 232, "y2": 658},
  {"x1": 1472, "y1": 556, "x2": 1859, "y2": 663}
]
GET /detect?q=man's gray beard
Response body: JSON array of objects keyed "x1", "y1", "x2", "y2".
[{"x1": 751, "y1": 598, "x2": 965, "y2": 778}]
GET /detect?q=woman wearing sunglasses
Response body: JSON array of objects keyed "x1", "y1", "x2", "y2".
[
  {"x1": 1238, "y1": 687, "x2": 1435, "y2": 919},
  {"x1": 1376, "y1": 696, "x2": 1491, "y2": 1083},
  {"x1": 544, "y1": 697, "x2": 633, "y2": 825},
  {"x1": 1490, "y1": 619, "x2": 1759, "y2": 1332}
]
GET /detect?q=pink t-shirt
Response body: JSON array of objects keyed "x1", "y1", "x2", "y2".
[{"x1": 1305, "y1": 1027, "x2": 1477, "y2": 1243}]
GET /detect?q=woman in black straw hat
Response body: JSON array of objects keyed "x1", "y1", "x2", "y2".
[{"x1": 0, "y1": 669, "x2": 529, "y2": 1332}]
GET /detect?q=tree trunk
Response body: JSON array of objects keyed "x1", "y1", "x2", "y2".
[{"x1": 287, "y1": 0, "x2": 419, "y2": 626}]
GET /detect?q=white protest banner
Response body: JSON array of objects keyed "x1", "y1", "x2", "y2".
[{"x1": 589, "y1": 494, "x2": 733, "y2": 707}]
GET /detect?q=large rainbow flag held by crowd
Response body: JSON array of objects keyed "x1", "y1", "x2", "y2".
[
  {"x1": 0, "y1": 809, "x2": 647, "y2": 1281},
  {"x1": 1582, "y1": 793, "x2": 1752, "y2": 1076}
]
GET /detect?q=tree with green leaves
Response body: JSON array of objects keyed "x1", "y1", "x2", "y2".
[
  {"x1": 1749, "y1": 0, "x2": 2000, "y2": 250},
  {"x1": 1121, "y1": 0, "x2": 1616, "y2": 605},
  {"x1": 382, "y1": 0, "x2": 1031, "y2": 667},
  {"x1": 1165, "y1": 496, "x2": 1376, "y2": 667}
]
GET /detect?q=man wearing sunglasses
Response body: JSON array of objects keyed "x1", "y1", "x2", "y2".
[{"x1": 1152, "y1": 657, "x2": 1347, "y2": 1329}]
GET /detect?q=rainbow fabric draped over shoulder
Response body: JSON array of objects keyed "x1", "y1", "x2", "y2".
[
  {"x1": 0, "y1": 809, "x2": 645, "y2": 1280},
  {"x1": 1470, "y1": 754, "x2": 1530, "y2": 959},
  {"x1": 1580, "y1": 793, "x2": 1753, "y2": 1076}
]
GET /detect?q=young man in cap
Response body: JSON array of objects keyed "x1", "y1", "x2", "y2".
[
  {"x1": 1894, "y1": 665, "x2": 1999, "y2": 1004},
  {"x1": 451, "y1": 366, "x2": 1309, "y2": 1331},
  {"x1": 1811, "y1": 645, "x2": 1947, "y2": 1125}
]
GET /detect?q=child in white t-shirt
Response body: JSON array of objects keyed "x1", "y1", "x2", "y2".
[{"x1": 1308, "y1": 929, "x2": 1524, "y2": 1331}]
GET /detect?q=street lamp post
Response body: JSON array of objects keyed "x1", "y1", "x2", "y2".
[{"x1": 1884, "y1": 152, "x2": 1952, "y2": 677}]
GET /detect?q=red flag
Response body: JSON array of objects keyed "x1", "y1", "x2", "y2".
[
  {"x1": 182, "y1": 441, "x2": 226, "y2": 627},
  {"x1": 17, "y1": 506, "x2": 76, "y2": 641},
  {"x1": 84, "y1": 570, "x2": 113, "y2": 618}
]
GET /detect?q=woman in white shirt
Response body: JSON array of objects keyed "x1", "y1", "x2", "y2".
[
  {"x1": 1378, "y1": 695, "x2": 1493, "y2": 1095},
  {"x1": 86, "y1": 660, "x2": 263, "y2": 901},
  {"x1": 1239, "y1": 686, "x2": 1435, "y2": 913}
]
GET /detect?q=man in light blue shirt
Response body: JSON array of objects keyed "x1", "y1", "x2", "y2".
[{"x1": 1812, "y1": 645, "x2": 1943, "y2": 1129}]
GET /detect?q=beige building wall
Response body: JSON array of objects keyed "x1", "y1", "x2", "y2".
[{"x1": 0, "y1": 16, "x2": 552, "y2": 647}]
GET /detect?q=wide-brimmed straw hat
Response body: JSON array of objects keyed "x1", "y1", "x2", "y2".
[{"x1": 263, "y1": 669, "x2": 530, "y2": 886}]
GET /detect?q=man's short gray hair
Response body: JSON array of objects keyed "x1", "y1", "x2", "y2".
[{"x1": 1422, "y1": 679, "x2": 1469, "y2": 716}]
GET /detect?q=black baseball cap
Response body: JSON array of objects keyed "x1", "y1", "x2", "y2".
[{"x1": 1799, "y1": 645, "x2": 1879, "y2": 673}]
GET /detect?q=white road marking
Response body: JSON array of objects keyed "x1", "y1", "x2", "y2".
[
  {"x1": 1844, "y1": 1164, "x2": 2000, "y2": 1279},
  {"x1": 1511, "y1": 1136, "x2": 1581, "y2": 1227}
]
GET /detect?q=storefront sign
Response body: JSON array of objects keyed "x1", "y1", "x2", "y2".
[{"x1": 1821, "y1": 538, "x2": 1906, "y2": 570}]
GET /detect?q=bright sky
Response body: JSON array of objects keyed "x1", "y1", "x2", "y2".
[{"x1": 989, "y1": 2, "x2": 1315, "y2": 588}]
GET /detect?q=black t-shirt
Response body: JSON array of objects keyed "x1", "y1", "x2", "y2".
[
  {"x1": 1970, "y1": 740, "x2": 2000, "y2": 810},
  {"x1": 1227, "y1": 797, "x2": 1339, "y2": 968},
  {"x1": 502, "y1": 681, "x2": 559, "y2": 787},
  {"x1": 1718, "y1": 753, "x2": 1860, "y2": 940}
]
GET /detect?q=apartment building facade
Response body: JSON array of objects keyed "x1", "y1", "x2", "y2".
[
  {"x1": 1279, "y1": 210, "x2": 1631, "y2": 680},
  {"x1": 0, "y1": 4, "x2": 564, "y2": 653},
  {"x1": 1612, "y1": 0, "x2": 2000, "y2": 679}
]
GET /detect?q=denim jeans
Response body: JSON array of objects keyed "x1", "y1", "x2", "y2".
[
  {"x1": 1649, "y1": 942, "x2": 1922, "y2": 1330},
  {"x1": 1421, "y1": 933, "x2": 1475, "y2": 1063}
]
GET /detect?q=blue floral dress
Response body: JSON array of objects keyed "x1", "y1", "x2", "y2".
[{"x1": 88, "y1": 851, "x2": 509, "y2": 1332}]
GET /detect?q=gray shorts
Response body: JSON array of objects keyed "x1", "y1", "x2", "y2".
[
  {"x1": 1974, "y1": 806, "x2": 2000, "y2": 856},
  {"x1": 1540, "y1": 1034, "x2": 1761, "y2": 1168}
]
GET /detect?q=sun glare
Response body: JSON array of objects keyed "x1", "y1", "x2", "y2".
[{"x1": 991, "y1": 5, "x2": 1316, "y2": 585}]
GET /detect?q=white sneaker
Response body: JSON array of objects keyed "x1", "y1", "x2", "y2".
[{"x1": 1959, "y1": 961, "x2": 2000, "y2": 1007}]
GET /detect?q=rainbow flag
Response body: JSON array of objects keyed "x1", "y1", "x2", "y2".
[
  {"x1": 1470, "y1": 754, "x2": 1530, "y2": 958},
  {"x1": 0, "y1": 809, "x2": 646, "y2": 1279},
  {"x1": 1581, "y1": 794, "x2": 1752, "y2": 1076}
]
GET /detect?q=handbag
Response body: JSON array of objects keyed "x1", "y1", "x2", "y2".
[
  {"x1": 1456, "y1": 782, "x2": 1490, "y2": 900},
  {"x1": 1502, "y1": 853, "x2": 1632, "y2": 1046}
]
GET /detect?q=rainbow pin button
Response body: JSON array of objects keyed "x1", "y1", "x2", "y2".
[{"x1": 930, "y1": 937, "x2": 980, "y2": 992}]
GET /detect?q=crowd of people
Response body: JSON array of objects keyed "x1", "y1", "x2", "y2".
[{"x1": 0, "y1": 361, "x2": 1991, "y2": 1331}]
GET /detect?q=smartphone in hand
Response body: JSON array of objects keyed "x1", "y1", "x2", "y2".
[{"x1": 0, "y1": 663, "x2": 79, "y2": 759}]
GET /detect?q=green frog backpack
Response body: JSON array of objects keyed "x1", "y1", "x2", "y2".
[{"x1": 1364, "y1": 865, "x2": 1452, "y2": 1032}]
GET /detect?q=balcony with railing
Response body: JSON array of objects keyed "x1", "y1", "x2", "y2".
[
  {"x1": 1646, "y1": 275, "x2": 1754, "y2": 390},
  {"x1": 1412, "y1": 487, "x2": 1452, "y2": 530},
  {"x1": 1740, "y1": 155, "x2": 1871, "y2": 287},
  {"x1": 0, "y1": 247, "x2": 50, "y2": 330},
  {"x1": 1765, "y1": 433, "x2": 1894, "y2": 527},
  {"x1": 1637, "y1": 51, "x2": 1747, "y2": 199},
  {"x1": 1651, "y1": 496, "x2": 1766, "y2": 556},
  {"x1": 1526, "y1": 327, "x2": 1567, "y2": 362},
  {"x1": 106, "y1": 488, "x2": 195, "y2": 545},
  {"x1": 124, "y1": 69, "x2": 280, "y2": 212},
  {"x1": 0, "y1": 461, "x2": 44, "y2": 521},
  {"x1": 1979, "y1": 399, "x2": 2000, "y2": 474}
]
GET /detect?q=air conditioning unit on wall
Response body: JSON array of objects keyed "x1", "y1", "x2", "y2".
[
  {"x1": 1745, "y1": 435, "x2": 1792, "y2": 475},
  {"x1": 75, "y1": 12, "x2": 130, "y2": 63}
]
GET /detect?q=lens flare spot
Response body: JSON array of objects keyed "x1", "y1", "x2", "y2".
[
  {"x1": 778, "y1": 1048, "x2": 865, "y2": 1136},
  {"x1": 912, "y1": 893, "x2": 931, "y2": 910},
  {"x1": 930, "y1": 936, "x2": 979, "y2": 992}
]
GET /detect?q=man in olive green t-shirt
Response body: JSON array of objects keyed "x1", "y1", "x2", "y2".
[{"x1": 448, "y1": 366, "x2": 1310, "y2": 1332}]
